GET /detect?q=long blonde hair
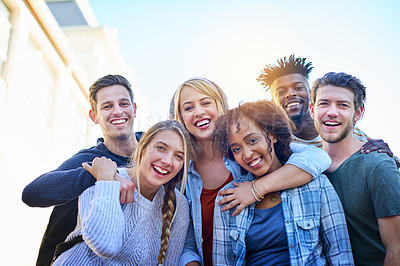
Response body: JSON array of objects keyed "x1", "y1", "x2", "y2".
[
  {"x1": 169, "y1": 77, "x2": 229, "y2": 160},
  {"x1": 129, "y1": 120, "x2": 190, "y2": 265}
]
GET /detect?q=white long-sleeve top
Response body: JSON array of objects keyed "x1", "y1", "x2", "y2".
[{"x1": 53, "y1": 169, "x2": 189, "y2": 265}]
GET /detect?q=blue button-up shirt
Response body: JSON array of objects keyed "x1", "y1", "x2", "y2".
[
  {"x1": 179, "y1": 143, "x2": 332, "y2": 265},
  {"x1": 212, "y1": 162, "x2": 354, "y2": 265}
]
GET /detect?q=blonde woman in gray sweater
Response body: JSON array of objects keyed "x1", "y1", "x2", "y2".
[{"x1": 53, "y1": 120, "x2": 191, "y2": 265}]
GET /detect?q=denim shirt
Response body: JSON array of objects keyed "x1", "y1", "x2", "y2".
[
  {"x1": 213, "y1": 171, "x2": 354, "y2": 265},
  {"x1": 179, "y1": 143, "x2": 332, "y2": 265}
]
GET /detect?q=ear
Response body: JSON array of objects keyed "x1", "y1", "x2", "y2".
[
  {"x1": 354, "y1": 105, "x2": 364, "y2": 122},
  {"x1": 309, "y1": 103, "x2": 315, "y2": 119},
  {"x1": 133, "y1": 102, "x2": 137, "y2": 118},
  {"x1": 89, "y1": 110, "x2": 98, "y2": 124}
]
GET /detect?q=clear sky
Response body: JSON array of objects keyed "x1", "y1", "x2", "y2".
[{"x1": 89, "y1": 0, "x2": 400, "y2": 154}]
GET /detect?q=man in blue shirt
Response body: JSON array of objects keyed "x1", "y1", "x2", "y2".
[{"x1": 22, "y1": 74, "x2": 139, "y2": 266}]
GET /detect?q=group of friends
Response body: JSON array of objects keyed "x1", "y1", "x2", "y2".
[{"x1": 22, "y1": 55, "x2": 400, "y2": 265}]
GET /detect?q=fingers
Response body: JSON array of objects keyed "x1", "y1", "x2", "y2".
[
  {"x1": 82, "y1": 162, "x2": 91, "y2": 172},
  {"x1": 219, "y1": 188, "x2": 234, "y2": 196},
  {"x1": 221, "y1": 199, "x2": 239, "y2": 212},
  {"x1": 232, "y1": 204, "x2": 245, "y2": 216}
]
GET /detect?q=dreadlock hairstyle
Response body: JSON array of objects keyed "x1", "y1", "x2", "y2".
[
  {"x1": 257, "y1": 55, "x2": 314, "y2": 91},
  {"x1": 213, "y1": 100, "x2": 293, "y2": 174},
  {"x1": 129, "y1": 120, "x2": 190, "y2": 265}
]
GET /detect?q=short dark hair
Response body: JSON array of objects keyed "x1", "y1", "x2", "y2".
[
  {"x1": 213, "y1": 100, "x2": 293, "y2": 172},
  {"x1": 89, "y1": 74, "x2": 134, "y2": 112},
  {"x1": 311, "y1": 72, "x2": 366, "y2": 110},
  {"x1": 257, "y1": 55, "x2": 313, "y2": 91}
]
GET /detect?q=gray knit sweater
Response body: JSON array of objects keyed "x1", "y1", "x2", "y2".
[{"x1": 53, "y1": 169, "x2": 189, "y2": 265}]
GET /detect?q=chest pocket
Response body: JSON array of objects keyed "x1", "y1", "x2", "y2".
[{"x1": 295, "y1": 218, "x2": 320, "y2": 249}]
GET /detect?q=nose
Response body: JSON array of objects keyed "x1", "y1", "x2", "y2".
[
  {"x1": 285, "y1": 87, "x2": 297, "y2": 99},
  {"x1": 113, "y1": 105, "x2": 123, "y2": 115},
  {"x1": 242, "y1": 147, "x2": 253, "y2": 161},
  {"x1": 194, "y1": 105, "x2": 205, "y2": 117},
  {"x1": 160, "y1": 153, "x2": 172, "y2": 167},
  {"x1": 327, "y1": 104, "x2": 339, "y2": 117}
]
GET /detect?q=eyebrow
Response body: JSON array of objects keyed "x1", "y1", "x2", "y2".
[
  {"x1": 182, "y1": 96, "x2": 212, "y2": 106},
  {"x1": 229, "y1": 133, "x2": 257, "y2": 148},
  {"x1": 276, "y1": 82, "x2": 305, "y2": 91}
]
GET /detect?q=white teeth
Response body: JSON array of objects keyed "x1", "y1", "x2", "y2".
[
  {"x1": 154, "y1": 166, "x2": 168, "y2": 174},
  {"x1": 249, "y1": 157, "x2": 262, "y2": 167},
  {"x1": 196, "y1": 119, "x2": 210, "y2": 127},
  {"x1": 287, "y1": 102, "x2": 300, "y2": 107},
  {"x1": 325, "y1": 121, "x2": 339, "y2": 126},
  {"x1": 111, "y1": 119, "x2": 126, "y2": 124}
]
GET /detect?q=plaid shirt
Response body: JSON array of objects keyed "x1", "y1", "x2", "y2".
[{"x1": 213, "y1": 162, "x2": 354, "y2": 266}]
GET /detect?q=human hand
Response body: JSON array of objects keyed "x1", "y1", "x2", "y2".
[
  {"x1": 82, "y1": 157, "x2": 117, "y2": 181},
  {"x1": 217, "y1": 181, "x2": 256, "y2": 216},
  {"x1": 360, "y1": 139, "x2": 393, "y2": 157},
  {"x1": 115, "y1": 173, "x2": 135, "y2": 204}
]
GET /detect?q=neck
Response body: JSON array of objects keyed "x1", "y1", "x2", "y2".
[
  {"x1": 127, "y1": 168, "x2": 158, "y2": 201},
  {"x1": 291, "y1": 115, "x2": 319, "y2": 140},
  {"x1": 198, "y1": 139, "x2": 219, "y2": 161},
  {"x1": 323, "y1": 133, "x2": 363, "y2": 172},
  {"x1": 104, "y1": 134, "x2": 138, "y2": 158}
]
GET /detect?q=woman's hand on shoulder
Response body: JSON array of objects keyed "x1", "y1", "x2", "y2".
[
  {"x1": 82, "y1": 157, "x2": 117, "y2": 181},
  {"x1": 218, "y1": 181, "x2": 256, "y2": 216}
]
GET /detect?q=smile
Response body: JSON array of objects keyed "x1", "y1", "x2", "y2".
[
  {"x1": 324, "y1": 121, "x2": 340, "y2": 126},
  {"x1": 249, "y1": 157, "x2": 262, "y2": 167},
  {"x1": 195, "y1": 119, "x2": 210, "y2": 128},
  {"x1": 285, "y1": 101, "x2": 301, "y2": 109},
  {"x1": 153, "y1": 165, "x2": 169, "y2": 175},
  {"x1": 111, "y1": 119, "x2": 127, "y2": 125}
]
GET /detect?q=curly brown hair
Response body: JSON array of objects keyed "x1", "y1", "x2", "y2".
[{"x1": 213, "y1": 100, "x2": 293, "y2": 170}]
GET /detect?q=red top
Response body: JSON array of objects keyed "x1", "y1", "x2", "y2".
[{"x1": 200, "y1": 173, "x2": 234, "y2": 266}]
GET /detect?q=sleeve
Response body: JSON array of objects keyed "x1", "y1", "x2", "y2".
[
  {"x1": 164, "y1": 192, "x2": 190, "y2": 265},
  {"x1": 288, "y1": 143, "x2": 331, "y2": 180},
  {"x1": 370, "y1": 156, "x2": 400, "y2": 218},
  {"x1": 213, "y1": 194, "x2": 236, "y2": 266},
  {"x1": 79, "y1": 181, "x2": 125, "y2": 258},
  {"x1": 319, "y1": 175, "x2": 354, "y2": 265},
  {"x1": 22, "y1": 154, "x2": 97, "y2": 207},
  {"x1": 179, "y1": 215, "x2": 202, "y2": 265}
]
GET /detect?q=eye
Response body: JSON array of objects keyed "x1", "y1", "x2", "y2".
[
  {"x1": 276, "y1": 89, "x2": 286, "y2": 96},
  {"x1": 318, "y1": 102, "x2": 328, "y2": 107},
  {"x1": 175, "y1": 154, "x2": 184, "y2": 161},
  {"x1": 248, "y1": 138, "x2": 258, "y2": 145},
  {"x1": 155, "y1": 145, "x2": 166, "y2": 151},
  {"x1": 339, "y1": 103, "x2": 349, "y2": 108},
  {"x1": 202, "y1": 101, "x2": 211, "y2": 106},
  {"x1": 295, "y1": 86, "x2": 304, "y2": 91},
  {"x1": 121, "y1": 102, "x2": 130, "y2": 107},
  {"x1": 231, "y1": 147, "x2": 241, "y2": 154},
  {"x1": 183, "y1": 105, "x2": 193, "y2": 112},
  {"x1": 102, "y1": 105, "x2": 111, "y2": 110}
]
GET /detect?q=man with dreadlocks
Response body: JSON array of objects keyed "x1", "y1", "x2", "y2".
[{"x1": 257, "y1": 55, "x2": 399, "y2": 167}]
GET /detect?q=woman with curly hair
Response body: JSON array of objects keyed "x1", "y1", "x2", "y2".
[{"x1": 212, "y1": 100, "x2": 354, "y2": 265}]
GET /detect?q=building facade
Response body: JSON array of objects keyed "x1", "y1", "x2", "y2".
[{"x1": 0, "y1": 0, "x2": 134, "y2": 264}]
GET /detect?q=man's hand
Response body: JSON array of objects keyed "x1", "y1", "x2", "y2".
[
  {"x1": 115, "y1": 173, "x2": 135, "y2": 204},
  {"x1": 82, "y1": 157, "x2": 117, "y2": 181},
  {"x1": 218, "y1": 181, "x2": 256, "y2": 216},
  {"x1": 361, "y1": 139, "x2": 400, "y2": 168}
]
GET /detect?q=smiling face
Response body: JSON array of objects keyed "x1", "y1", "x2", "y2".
[
  {"x1": 178, "y1": 85, "x2": 219, "y2": 142},
  {"x1": 270, "y1": 73, "x2": 310, "y2": 121},
  {"x1": 89, "y1": 85, "x2": 135, "y2": 142},
  {"x1": 310, "y1": 85, "x2": 363, "y2": 143},
  {"x1": 228, "y1": 118, "x2": 283, "y2": 177},
  {"x1": 139, "y1": 130, "x2": 184, "y2": 197}
]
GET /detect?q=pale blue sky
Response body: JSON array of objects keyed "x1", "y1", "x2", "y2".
[{"x1": 89, "y1": 0, "x2": 400, "y2": 155}]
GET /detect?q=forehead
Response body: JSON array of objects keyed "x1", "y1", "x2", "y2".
[
  {"x1": 151, "y1": 130, "x2": 184, "y2": 150},
  {"x1": 96, "y1": 85, "x2": 132, "y2": 104},
  {"x1": 179, "y1": 85, "x2": 210, "y2": 103},
  {"x1": 270, "y1": 73, "x2": 309, "y2": 90},
  {"x1": 315, "y1": 85, "x2": 355, "y2": 103},
  {"x1": 229, "y1": 117, "x2": 262, "y2": 137}
]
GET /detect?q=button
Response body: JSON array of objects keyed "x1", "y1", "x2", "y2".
[{"x1": 289, "y1": 244, "x2": 294, "y2": 248}]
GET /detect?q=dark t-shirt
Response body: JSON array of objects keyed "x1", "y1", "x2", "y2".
[{"x1": 325, "y1": 151, "x2": 400, "y2": 266}]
